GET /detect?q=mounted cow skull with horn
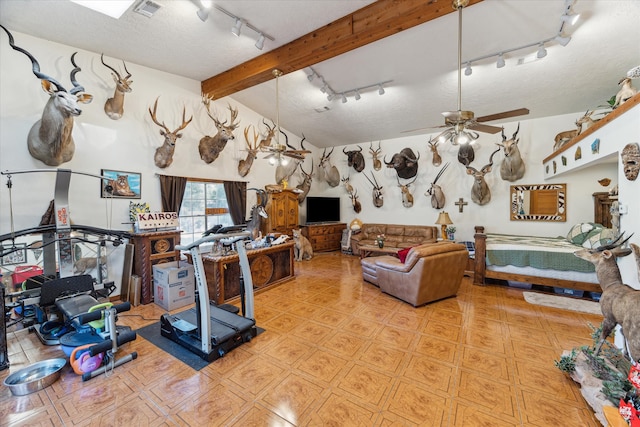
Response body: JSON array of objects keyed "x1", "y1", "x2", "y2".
[
  {"x1": 1, "y1": 25, "x2": 93, "y2": 166},
  {"x1": 319, "y1": 147, "x2": 340, "y2": 187},
  {"x1": 369, "y1": 141, "x2": 382, "y2": 171},
  {"x1": 497, "y1": 123, "x2": 525, "y2": 182},
  {"x1": 384, "y1": 147, "x2": 420, "y2": 179},
  {"x1": 466, "y1": 148, "x2": 500, "y2": 205},
  {"x1": 238, "y1": 125, "x2": 259, "y2": 177},
  {"x1": 199, "y1": 98, "x2": 240, "y2": 164},
  {"x1": 397, "y1": 175, "x2": 417, "y2": 208},
  {"x1": 427, "y1": 137, "x2": 442, "y2": 167},
  {"x1": 363, "y1": 172, "x2": 384, "y2": 208},
  {"x1": 425, "y1": 162, "x2": 449, "y2": 209},
  {"x1": 343, "y1": 145, "x2": 365, "y2": 172},
  {"x1": 148, "y1": 97, "x2": 193, "y2": 169},
  {"x1": 100, "y1": 53, "x2": 133, "y2": 120},
  {"x1": 295, "y1": 162, "x2": 313, "y2": 204}
]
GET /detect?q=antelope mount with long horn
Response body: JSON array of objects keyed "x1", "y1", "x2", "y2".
[
  {"x1": 363, "y1": 172, "x2": 384, "y2": 208},
  {"x1": 466, "y1": 148, "x2": 500, "y2": 205},
  {"x1": 238, "y1": 125, "x2": 259, "y2": 177},
  {"x1": 148, "y1": 97, "x2": 193, "y2": 169},
  {"x1": 397, "y1": 175, "x2": 417, "y2": 208},
  {"x1": 369, "y1": 141, "x2": 382, "y2": 171},
  {"x1": 199, "y1": 98, "x2": 240, "y2": 164},
  {"x1": 497, "y1": 123, "x2": 525, "y2": 182},
  {"x1": 1, "y1": 25, "x2": 93, "y2": 166},
  {"x1": 319, "y1": 147, "x2": 340, "y2": 187},
  {"x1": 100, "y1": 53, "x2": 132, "y2": 120},
  {"x1": 425, "y1": 162, "x2": 449, "y2": 209}
]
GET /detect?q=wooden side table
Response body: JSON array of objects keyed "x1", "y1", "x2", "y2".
[{"x1": 130, "y1": 230, "x2": 181, "y2": 304}]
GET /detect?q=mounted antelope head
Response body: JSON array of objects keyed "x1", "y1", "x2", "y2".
[
  {"x1": 343, "y1": 145, "x2": 365, "y2": 172},
  {"x1": 275, "y1": 129, "x2": 303, "y2": 185},
  {"x1": 427, "y1": 137, "x2": 442, "y2": 167},
  {"x1": 369, "y1": 141, "x2": 382, "y2": 170},
  {"x1": 238, "y1": 125, "x2": 259, "y2": 177},
  {"x1": 258, "y1": 119, "x2": 277, "y2": 148},
  {"x1": 497, "y1": 123, "x2": 525, "y2": 182},
  {"x1": 363, "y1": 172, "x2": 384, "y2": 208},
  {"x1": 319, "y1": 148, "x2": 340, "y2": 187},
  {"x1": 1, "y1": 25, "x2": 93, "y2": 166},
  {"x1": 349, "y1": 190, "x2": 362, "y2": 213},
  {"x1": 466, "y1": 148, "x2": 500, "y2": 205},
  {"x1": 148, "y1": 97, "x2": 193, "y2": 169},
  {"x1": 296, "y1": 163, "x2": 314, "y2": 204},
  {"x1": 100, "y1": 53, "x2": 132, "y2": 120},
  {"x1": 199, "y1": 98, "x2": 240, "y2": 164},
  {"x1": 425, "y1": 162, "x2": 449, "y2": 209},
  {"x1": 397, "y1": 176, "x2": 417, "y2": 208},
  {"x1": 384, "y1": 148, "x2": 420, "y2": 179}
]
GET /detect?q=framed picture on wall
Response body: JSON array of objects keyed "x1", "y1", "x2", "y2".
[
  {"x1": 100, "y1": 169, "x2": 141, "y2": 199},
  {"x1": 1, "y1": 244, "x2": 27, "y2": 265}
]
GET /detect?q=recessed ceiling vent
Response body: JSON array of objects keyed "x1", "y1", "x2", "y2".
[
  {"x1": 314, "y1": 106, "x2": 331, "y2": 113},
  {"x1": 133, "y1": 0, "x2": 161, "y2": 18}
]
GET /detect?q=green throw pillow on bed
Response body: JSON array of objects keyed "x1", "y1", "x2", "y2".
[
  {"x1": 566, "y1": 222, "x2": 601, "y2": 245},
  {"x1": 582, "y1": 227, "x2": 617, "y2": 249}
]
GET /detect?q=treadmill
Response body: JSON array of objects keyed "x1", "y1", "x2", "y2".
[{"x1": 160, "y1": 231, "x2": 257, "y2": 361}]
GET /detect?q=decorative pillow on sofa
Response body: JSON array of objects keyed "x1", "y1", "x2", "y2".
[
  {"x1": 582, "y1": 228, "x2": 617, "y2": 249},
  {"x1": 398, "y1": 247, "x2": 412, "y2": 263},
  {"x1": 566, "y1": 222, "x2": 601, "y2": 245}
]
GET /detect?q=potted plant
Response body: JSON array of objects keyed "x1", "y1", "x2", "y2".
[
  {"x1": 375, "y1": 234, "x2": 386, "y2": 248},
  {"x1": 446, "y1": 226, "x2": 456, "y2": 241}
]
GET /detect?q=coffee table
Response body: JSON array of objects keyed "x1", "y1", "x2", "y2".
[{"x1": 358, "y1": 244, "x2": 400, "y2": 259}]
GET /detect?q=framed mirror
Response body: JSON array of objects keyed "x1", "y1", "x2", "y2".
[{"x1": 510, "y1": 183, "x2": 566, "y2": 221}]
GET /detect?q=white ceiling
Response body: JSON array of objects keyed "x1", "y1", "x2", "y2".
[{"x1": 0, "y1": 0, "x2": 638, "y2": 148}]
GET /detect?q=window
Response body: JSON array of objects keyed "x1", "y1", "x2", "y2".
[{"x1": 179, "y1": 179, "x2": 232, "y2": 246}]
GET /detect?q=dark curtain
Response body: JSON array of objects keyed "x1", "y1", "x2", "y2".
[
  {"x1": 159, "y1": 175, "x2": 187, "y2": 213},
  {"x1": 223, "y1": 181, "x2": 247, "y2": 225}
]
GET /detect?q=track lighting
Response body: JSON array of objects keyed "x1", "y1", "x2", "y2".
[
  {"x1": 255, "y1": 34, "x2": 265, "y2": 50},
  {"x1": 214, "y1": 5, "x2": 274, "y2": 50},
  {"x1": 341, "y1": 94, "x2": 347, "y2": 103},
  {"x1": 307, "y1": 71, "x2": 316, "y2": 82},
  {"x1": 496, "y1": 53, "x2": 505, "y2": 68},
  {"x1": 554, "y1": 34, "x2": 571, "y2": 47},
  {"x1": 536, "y1": 43, "x2": 547, "y2": 59},
  {"x1": 320, "y1": 82, "x2": 328, "y2": 93},
  {"x1": 231, "y1": 18, "x2": 243, "y2": 36},
  {"x1": 464, "y1": 62, "x2": 472, "y2": 76},
  {"x1": 378, "y1": 85, "x2": 385, "y2": 95},
  {"x1": 354, "y1": 90, "x2": 361, "y2": 101},
  {"x1": 560, "y1": 12, "x2": 579, "y2": 26}
]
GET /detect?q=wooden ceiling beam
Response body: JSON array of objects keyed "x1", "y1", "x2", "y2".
[{"x1": 201, "y1": 0, "x2": 483, "y2": 99}]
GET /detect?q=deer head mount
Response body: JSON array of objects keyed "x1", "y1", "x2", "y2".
[
  {"x1": 100, "y1": 53, "x2": 132, "y2": 120},
  {"x1": 1, "y1": 25, "x2": 93, "y2": 166},
  {"x1": 258, "y1": 119, "x2": 277, "y2": 148},
  {"x1": 148, "y1": 97, "x2": 193, "y2": 169},
  {"x1": 319, "y1": 148, "x2": 340, "y2": 187},
  {"x1": 369, "y1": 141, "x2": 383, "y2": 171},
  {"x1": 397, "y1": 175, "x2": 416, "y2": 208},
  {"x1": 497, "y1": 123, "x2": 525, "y2": 182},
  {"x1": 296, "y1": 162, "x2": 314, "y2": 204},
  {"x1": 199, "y1": 98, "x2": 240, "y2": 164},
  {"x1": 343, "y1": 145, "x2": 365, "y2": 172},
  {"x1": 427, "y1": 137, "x2": 442, "y2": 167},
  {"x1": 238, "y1": 125, "x2": 259, "y2": 177},
  {"x1": 425, "y1": 162, "x2": 449, "y2": 210},
  {"x1": 384, "y1": 148, "x2": 419, "y2": 179},
  {"x1": 363, "y1": 172, "x2": 384, "y2": 208},
  {"x1": 466, "y1": 148, "x2": 500, "y2": 205}
]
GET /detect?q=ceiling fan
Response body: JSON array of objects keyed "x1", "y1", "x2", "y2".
[
  {"x1": 402, "y1": 0, "x2": 529, "y2": 143},
  {"x1": 261, "y1": 69, "x2": 311, "y2": 164}
]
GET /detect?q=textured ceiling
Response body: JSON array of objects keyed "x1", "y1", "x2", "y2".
[{"x1": 0, "y1": 0, "x2": 638, "y2": 148}]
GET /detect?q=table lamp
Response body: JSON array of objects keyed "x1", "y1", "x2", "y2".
[{"x1": 435, "y1": 211, "x2": 453, "y2": 240}]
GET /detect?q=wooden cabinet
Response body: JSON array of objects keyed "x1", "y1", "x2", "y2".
[
  {"x1": 130, "y1": 230, "x2": 181, "y2": 304},
  {"x1": 261, "y1": 190, "x2": 299, "y2": 236},
  {"x1": 301, "y1": 223, "x2": 347, "y2": 252},
  {"x1": 593, "y1": 192, "x2": 614, "y2": 228}
]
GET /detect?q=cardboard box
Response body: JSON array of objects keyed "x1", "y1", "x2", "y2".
[{"x1": 152, "y1": 261, "x2": 195, "y2": 311}]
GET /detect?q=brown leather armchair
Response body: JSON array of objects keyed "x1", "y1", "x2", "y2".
[{"x1": 363, "y1": 242, "x2": 468, "y2": 307}]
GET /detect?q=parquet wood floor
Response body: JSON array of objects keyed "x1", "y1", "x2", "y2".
[{"x1": 1, "y1": 252, "x2": 602, "y2": 426}]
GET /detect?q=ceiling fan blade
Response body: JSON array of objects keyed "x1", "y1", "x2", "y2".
[
  {"x1": 286, "y1": 150, "x2": 312, "y2": 154},
  {"x1": 400, "y1": 124, "x2": 447, "y2": 134},
  {"x1": 475, "y1": 108, "x2": 530, "y2": 123},
  {"x1": 284, "y1": 152, "x2": 305, "y2": 160},
  {"x1": 467, "y1": 122, "x2": 503, "y2": 134}
]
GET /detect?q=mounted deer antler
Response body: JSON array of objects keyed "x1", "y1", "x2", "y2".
[
  {"x1": 1, "y1": 25, "x2": 93, "y2": 166},
  {"x1": 199, "y1": 98, "x2": 240, "y2": 164},
  {"x1": 296, "y1": 163, "x2": 314, "y2": 204},
  {"x1": 258, "y1": 119, "x2": 277, "y2": 148},
  {"x1": 497, "y1": 123, "x2": 525, "y2": 182},
  {"x1": 148, "y1": 97, "x2": 192, "y2": 169},
  {"x1": 425, "y1": 162, "x2": 449, "y2": 209},
  {"x1": 427, "y1": 137, "x2": 442, "y2": 167},
  {"x1": 101, "y1": 53, "x2": 132, "y2": 120},
  {"x1": 369, "y1": 141, "x2": 382, "y2": 171},
  {"x1": 319, "y1": 148, "x2": 340, "y2": 187},
  {"x1": 363, "y1": 171, "x2": 384, "y2": 208},
  {"x1": 238, "y1": 125, "x2": 259, "y2": 177},
  {"x1": 466, "y1": 148, "x2": 500, "y2": 205}
]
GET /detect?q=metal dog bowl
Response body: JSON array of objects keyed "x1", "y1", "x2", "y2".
[{"x1": 3, "y1": 358, "x2": 66, "y2": 396}]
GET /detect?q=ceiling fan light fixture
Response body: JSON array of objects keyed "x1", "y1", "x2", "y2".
[
  {"x1": 536, "y1": 43, "x2": 547, "y2": 59},
  {"x1": 464, "y1": 62, "x2": 472, "y2": 76},
  {"x1": 555, "y1": 34, "x2": 571, "y2": 46},
  {"x1": 496, "y1": 53, "x2": 506, "y2": 68}
]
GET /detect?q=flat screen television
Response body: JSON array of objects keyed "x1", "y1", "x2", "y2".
[{"x1": 305, "y1": 196, "x2": 341, "y2": 224}]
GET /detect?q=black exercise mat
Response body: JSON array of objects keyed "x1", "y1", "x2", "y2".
[{"x1": 136, "y1": 322, "x2": 264, "y2": 371}]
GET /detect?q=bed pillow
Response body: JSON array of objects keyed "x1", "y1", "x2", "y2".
[
  {"x1": 582, "y1": 228, "x2": 617, "y2": 249},
  {"x1": 566, "y1": 222, "x2": 601, "y2": 245}
]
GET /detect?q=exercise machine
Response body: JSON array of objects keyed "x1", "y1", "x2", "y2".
[{"x1": 160, "y1": 230, "x2": 257, "y2": 362}]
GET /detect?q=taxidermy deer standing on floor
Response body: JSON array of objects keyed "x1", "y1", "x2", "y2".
[
  {"x1": 425, "y1": 162, "x2": 449, "y2": 209},
  {"x1": 238, "y1": 125, "x2": 259, "y2": 177},
  {"x1": 295, "y1": 163, "x2": 313, "y2": 204},
  {"x1": 319, "y1": 147, "x2": 340, "y2": 187},
  {"x1": 363, "y1": 172, "x2": 384, "y2": 208},
  {"x1": 574, "y1": 235, "x2": 639, "y2": 361},
  {"x1": 100, "y1": 53, "x2": 133, "y2": 120},
  {"x1": 369, "y1": 141, "x2": 382, "y2": 170},
  {"x1": 199, "y1": 98, "x2": 240, "y2": 164},
  {"x1": 397, "y1": 176, "x2": 416, "y2": 208},
  {"x1": 466, "y1": 148, "x2": 500, "y2": 206},
  {"x1": 427, "y1": 137, "x2": 442, "y2": 167},
  {"x1": 1, "y1": 25, "x2": 93, "y2": 166},
  {"x1": 497, "y1": 123, "x2": 525, "y2": 182},
  {"x1": 148, "y1": 97, "x2": 192, "y2": 169}
]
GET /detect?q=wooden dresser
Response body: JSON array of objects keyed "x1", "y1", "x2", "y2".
[
  {"x1": 130, "y1": 230, "x2": 181, "y2": 304},
  {"x1": 261, "y1": 190, "x2": 299, "y2": 236},
  {"x1": 301, "y1": 223, "x2": 347, "y2": 252}
]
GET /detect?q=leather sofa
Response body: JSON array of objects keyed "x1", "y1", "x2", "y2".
[
  {"x1": 361, "y1": 242, "x2": 468, "y2": 307},
  {"x1": 350, "y1": 223, "x2": 438, "y2": 255}
]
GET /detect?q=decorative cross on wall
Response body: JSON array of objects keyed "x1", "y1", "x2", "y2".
[{"x1": 455, "y1": 197, "x2": 468, "y2": 213}]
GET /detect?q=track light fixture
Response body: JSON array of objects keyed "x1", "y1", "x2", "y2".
[
  {"x1": 354, "y1": 90, "x2": 361, "y2": 101},
  {"x1": 378, "y1": 85, "x2": 385, "y2": 95},
  {"x1": 341, "y1": 94, "x2": 347, "y2": 103},
  {"x1": 192, "y1": 0, "x2": 211, "y2": 21},
  {"x1": 214, "y1": 5, "x2": 275, "y2": 50},
  {"x1": 462, "y1": 1, "x2": 576, "y2": 74},
  {"x1": 306, "y1": 67, "x2": 391, "y2": 104}
]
